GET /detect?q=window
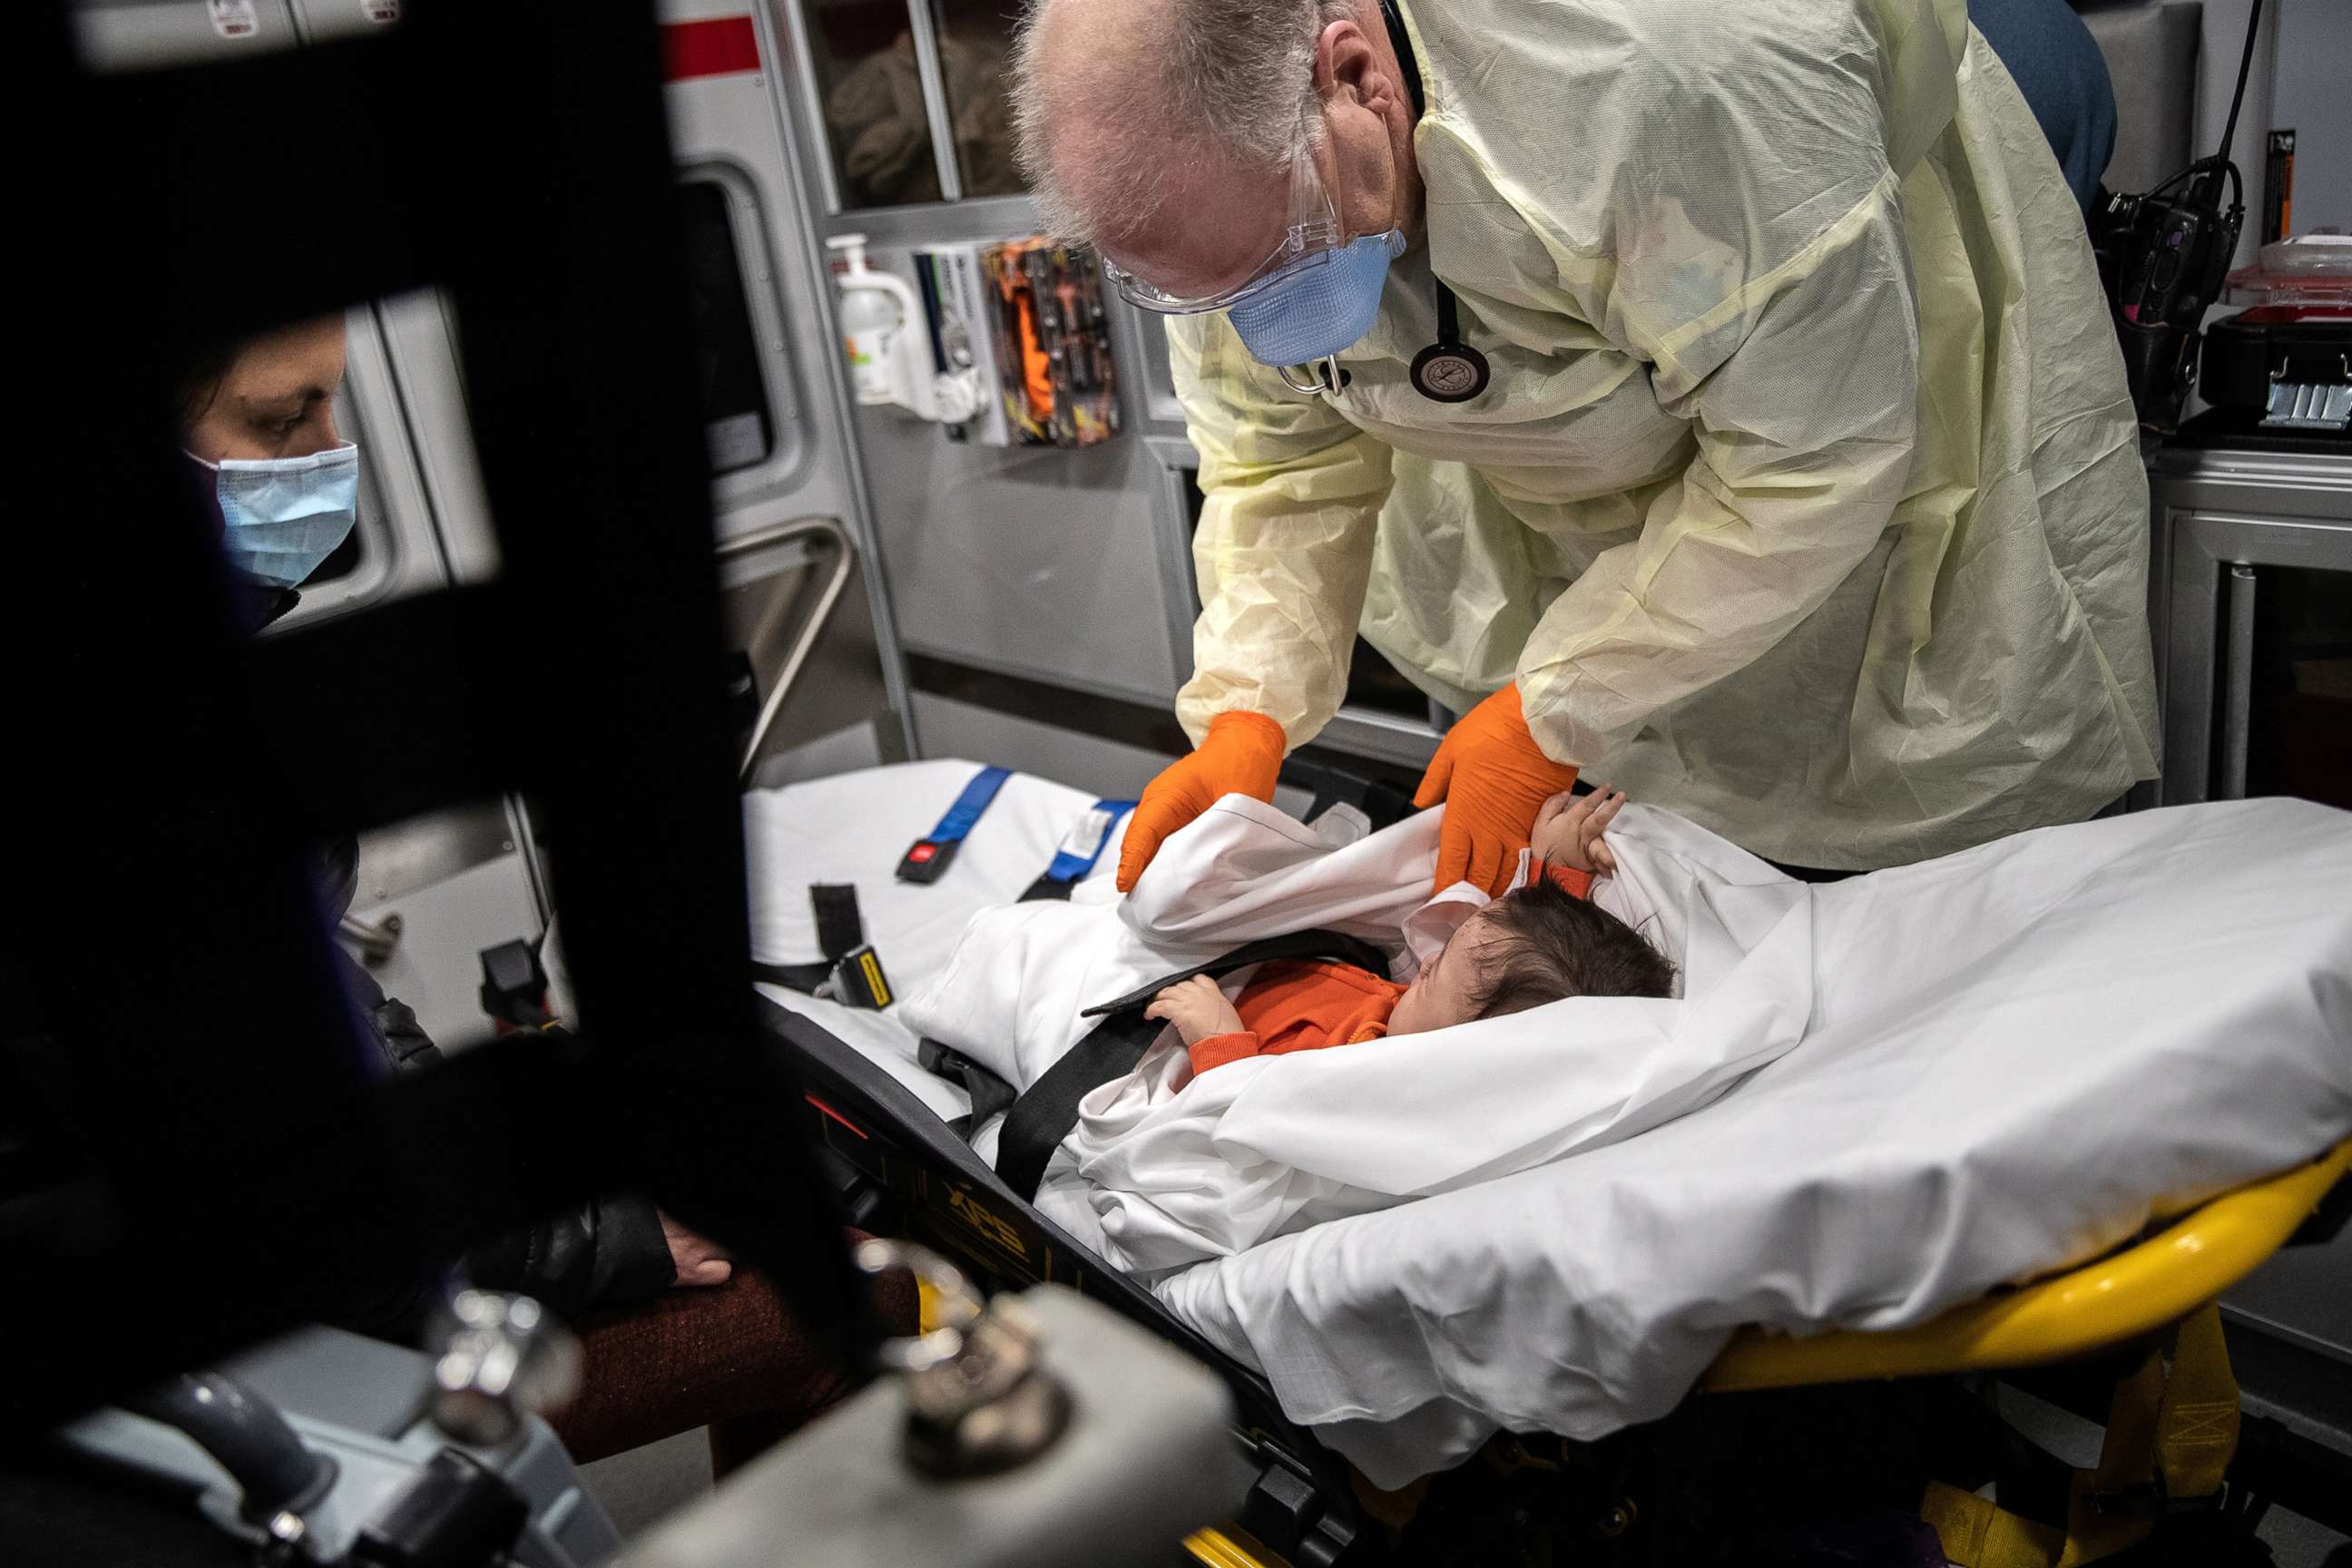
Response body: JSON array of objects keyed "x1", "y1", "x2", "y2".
[
  {"x1": 806, "y1": 0, "x2": 942, "y2": 208},
  {"x1": 677, "y1": 180, "x2": 776, "y2": 475},
  {"x1": 2245, "y1": 564, "x2": 2352, "y2": 810},
  {"x1": 925, "y1": 0, "x2": 1022, "y2": 199}
]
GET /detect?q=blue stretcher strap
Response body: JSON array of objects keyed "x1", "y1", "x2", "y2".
[
  {"x1": 1019, "y1": 799, "x2": 1133, "y2": 901},
  {"x1": 929, "y1": 766, "x2": 1012, "y2": 846},
  {"x1": 1043, "y1": 799, "x2": 1134, "y2": 884},
  {"x1": 899, "y1": 765, "x2": 1014, "y2": 883}
]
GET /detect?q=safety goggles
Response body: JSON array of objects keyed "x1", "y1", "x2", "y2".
[{"x1": 1101, "y1": 136, "x2": 1345, "y2": 315}]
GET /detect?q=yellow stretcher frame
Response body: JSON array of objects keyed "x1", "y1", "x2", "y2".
[
  {"x1": 1182, "y1": 1142, "x2": 2350, "y2": 1567},
  {"x1": 1705, "y1": 1139, "x2": 2352, "y2": 1392}
]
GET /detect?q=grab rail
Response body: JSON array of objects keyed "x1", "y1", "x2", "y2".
[
  {"x1": 1705, "y1": 1138, "x2": 2352, "y2": 1392},
  {"x1": 720, "y1": 515, "x2": 857, "y2": 784}
]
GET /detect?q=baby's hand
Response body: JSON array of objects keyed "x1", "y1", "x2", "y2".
[
  {"x1": 1144, "y1": 974, "x2": 1246, "y2": 1046},
  {"x1": 1531, "y1": 786, "x2": 1625, "y2": 876}
]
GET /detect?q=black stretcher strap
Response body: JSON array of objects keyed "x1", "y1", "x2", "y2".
[
  {"x1": 994, "y1": 927, "x2": 1392, "y2": 1200},
  {"x1": 918, "y1": 1038, "x2": 1019, "y2": 1140},
  {"x1": 751, "y1": 884, "x2": 865, "y2": 994},
  {"x1": 1078, "y1": 928, "x2": 1390, "y2": 1018}
]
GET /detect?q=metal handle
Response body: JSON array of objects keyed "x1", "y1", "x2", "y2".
[
  {"x1": 338, "y1": 909, "x2": 404, "y2": 965},
  {"x1": 2220, "y1": 564, "x2": 2258, "y2": 799},
  {"x1": 721, "y1": 516, "x2": 858, "y2": 784},
  {"x1": 427, "y1": 1289, "x2": 583, "y2": 1447},
  {"x1": 852, "y1": 1238, "x2": 1072, "y2": 1476},
  {"x1": 854, "y1": 1237, "x2": 980, "y2": 1373}
]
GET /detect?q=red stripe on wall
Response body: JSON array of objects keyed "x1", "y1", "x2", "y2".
[{"x1": 662, "y1": 16, "x2": 760, "y2": 83}]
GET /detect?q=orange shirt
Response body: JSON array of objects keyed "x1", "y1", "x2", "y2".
[
  {"x1": 1189, "y1": 960, "x2": 1409, "y2": 1076},
  {"x1": 1184, "y1": 862, "x2": 1592, "y2": 1078}
]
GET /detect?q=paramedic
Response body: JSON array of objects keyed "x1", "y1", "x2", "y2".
[
  {"x1": 1014, "y1": 0, "x2": 2156, "y2": 891},
  {"x1": 172, "y1": 315, "x2": 909, "y2": 1468}
]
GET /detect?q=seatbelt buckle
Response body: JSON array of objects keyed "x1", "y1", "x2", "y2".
[
  {"x1": 818, "y1": 943, "x2": 896, "y2": 1009},
  {"x1": 898, "y1": 766, "x2": 1014, "y2": 884},
  {"x1": 896, "y1": 837, "x2": 961, "y2": 884},
  {"x1": 478, "y1": 936, "x2": 552, "y2": 1032}
]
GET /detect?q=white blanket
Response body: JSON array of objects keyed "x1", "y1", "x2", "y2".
[{"x1": 904, "y1": 794, "x2": 2352, "y2": 1485}]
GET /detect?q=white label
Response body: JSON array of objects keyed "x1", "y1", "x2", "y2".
[
  {"x1": 843, "y1": 328, "x2": 896, "y2": 404},
  {"x1": 1061, "y1": 807, "x2": 1116, "y2": 857},
  {"x1": 208, "y1": 0, "x2": 258, "y2": 38},
  {"x1": 363, "y1": 0, "x2": 402, "y2": 21}
]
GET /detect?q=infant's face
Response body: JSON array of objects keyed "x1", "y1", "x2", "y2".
[{"x1": 1387, "y1": 911, "x2": 1508, "y2": 1037}]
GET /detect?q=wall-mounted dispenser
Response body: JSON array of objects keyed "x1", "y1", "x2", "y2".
[{"x1": 827, "y1": 234, "x2": 980, "y2": 424}]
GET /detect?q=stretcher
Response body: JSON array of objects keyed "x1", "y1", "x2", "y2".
[{"x1": 745, "y1": 761, "x2": 2352, "y2": 1565}]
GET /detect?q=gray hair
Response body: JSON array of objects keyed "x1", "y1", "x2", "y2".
[{"x1": 1011, "y1": 0, "x2": 1357, "y2": 247}]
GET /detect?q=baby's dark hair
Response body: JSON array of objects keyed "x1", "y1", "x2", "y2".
[{"x1": 1465, "y1": 877, "x2": 1675, "y2": 1020}]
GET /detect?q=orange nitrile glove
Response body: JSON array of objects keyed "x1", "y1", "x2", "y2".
[
  {"x1": 1115, "y1": 710, "x2": 1287, "y2": 891},
  {"x1": 1413, "y1": 683, "x2": 1581, "y2": 897}
]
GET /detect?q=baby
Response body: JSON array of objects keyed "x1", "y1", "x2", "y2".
[{"x1": 1147, "y1": 787, "x2": 1675, "y2": 1074}]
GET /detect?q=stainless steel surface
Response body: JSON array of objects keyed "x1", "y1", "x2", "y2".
[
  {"x1": 770, "y1": 0, "x2": 844, "y2": 216},
  {"x1": 723, "y1": 516, "x2": 858, "y2": 780},
  {"x1": 71, "y1": 0, "x2": 304, "y2": 68},
  {"x1": 1318, "y1": 706, "x2": 1446, "y2": 771},
  {"x1": 813, "y1": 192, "x2": 1037, "y2": 247},
  {"x1": 2265, "y1": 380, "x2": 2352, "y2": 433},
  {"x1": 1122, "y1": 295, "x2": 1189, "y2": 433},
  {"x1": 852, "y1": 1240, "x2": 1073, "y2": 1478},
  {"x1": 351, "y1": 799, "x2": 517, "y2": 906},
  {"x1": 900, "y1": 0, "x2": 964, "y2": 204},
  {"x1": 505, "y1": 794, "x2": 554, "y2": 928},
  {"x1": 428, "y1": 1290, "x2": 583, "y2": 1449},
  {"x1": 2221, "y1": 564, "x2": 2259, "y2": 797},
  {"x1": 2149, "y1": 446, "x2": 2352, "y2": 804},
  {"x1": 285, "y1": 0, "x2": 403, "y2": 44},
  {"x1": 371, "y1": 289, "x2": 497, "y2": 583},
  {"x1": 724, "y1": 0, "x2": 920, "y2": 757},
  {"x1": 1149, "y1": 441, "x2": 1208, "y2": 681},
  {"x1": 2077, "y1": 2, "x2": 2204, "y2": 197},
  {"x1": 911, "y1": 691, "x2": 1182, "y2": 801},
  {"x1": 849, "y1": 285, "x2": 1189, "y2": 703},
  {"x1": 612, "y1": 1286, "x2": 1246, "y2": 1568}
]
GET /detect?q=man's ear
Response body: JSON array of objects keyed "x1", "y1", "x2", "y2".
[{"x1": 1314, "y1": 18, "x2": 1391, "y2": 113}]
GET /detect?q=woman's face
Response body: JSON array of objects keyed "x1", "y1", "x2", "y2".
[{"x1": 183, "y1": 316, "x2": 348, "y2": 462}]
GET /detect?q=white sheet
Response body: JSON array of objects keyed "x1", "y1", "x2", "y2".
[
  {"x1": 903, "y1": 799, "x2": 1819, "y2": 1279},
  {"x1": 905, "y1": 791, "x2": 2352, "y2": 1486},
  {"x1": 1158, "y1": 799, "x2": 2352, "y2": 1485},
  {"x1": 746, "y1": 760, "x2": 1132, "y2": 1122},
  {"x1": 539, "y1": 760, "x2": 1127, "y2": 1122}
]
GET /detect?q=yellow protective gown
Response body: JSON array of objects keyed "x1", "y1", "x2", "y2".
[{"x1": 1170, "y1": 0, "x2": 2158, "y2": 869}]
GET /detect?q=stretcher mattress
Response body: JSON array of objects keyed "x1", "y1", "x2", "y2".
[
  {"x1": 742, "y1": 765, "x2": 2352, "y2": 1490},
  {"x1": 742, "y1": 760, "x2": 1126, "y2": 1122},
  {"x1": 1137, "y1": 799, "x2": 2352, "y2": 1485}
]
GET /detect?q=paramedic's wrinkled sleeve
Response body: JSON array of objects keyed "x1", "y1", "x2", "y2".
[
  {"x1": 1516, "y1": 136, "x2": 1923, "y2": 766},
  {"x1": 1168, "y1": 316, "x2": 1396, "y2": 747}
]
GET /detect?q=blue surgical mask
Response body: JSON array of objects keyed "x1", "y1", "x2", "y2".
[
  {"x1": 186, "y1": 442, "x2": 361, "y2": 590},
  {"x1": 1226, "y1": 230, "x2": 1405, "y2": 370}
]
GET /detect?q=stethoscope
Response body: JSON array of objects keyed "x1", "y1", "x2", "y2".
[{"x1": 1279, "y1": 0, "x2": 1492, "y2": 406}]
